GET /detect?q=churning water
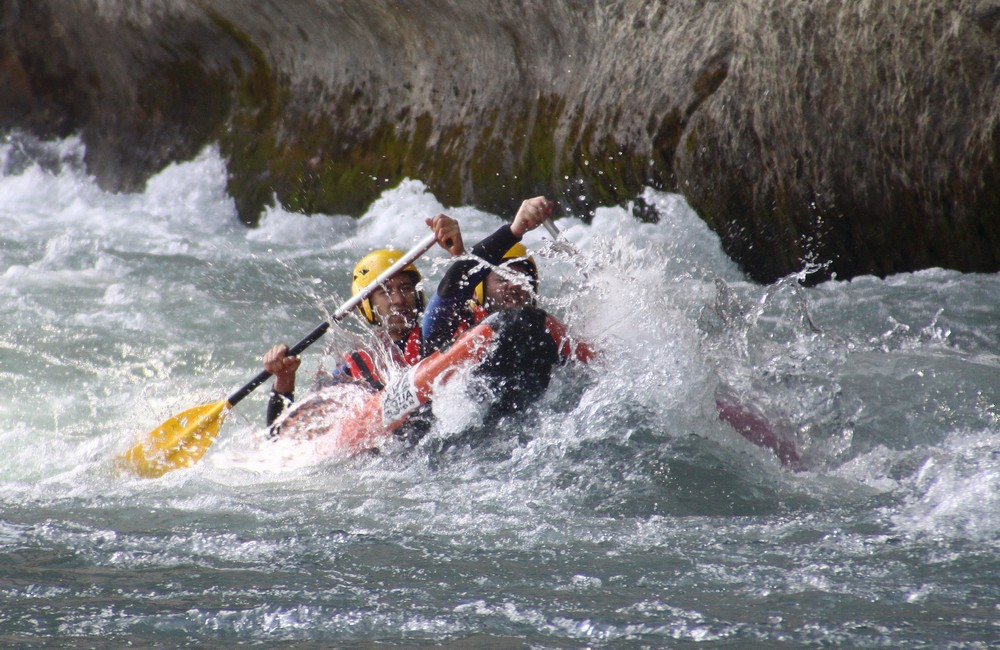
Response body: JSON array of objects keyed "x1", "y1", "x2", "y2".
[{"x1": 1, "y1": 134, "x2": 998, "y2": 647}]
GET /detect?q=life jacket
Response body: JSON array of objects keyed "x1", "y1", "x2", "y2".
[
  {"x1": 451, "y1": 303, "x2": 593, "y2": 365},
  {"x1": 448, "y1": 302, "x2": 489, "y2": 341},
  {"x1": 343, "y1": 326, "x2": 423, "y2": 390},
  {"x1": 543, "y1": 315, "x2": 595, "y2": 364}
]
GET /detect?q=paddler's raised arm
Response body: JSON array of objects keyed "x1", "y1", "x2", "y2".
[
  {"x1": 436, "y1": 196, "x2": 553, "y2": 299},
  {"x1": 422, "y1": 197, "x2": 554, "y2": 353},
  {"x1": 426, "y1": 213, "x2": 465, "y2": 256}
]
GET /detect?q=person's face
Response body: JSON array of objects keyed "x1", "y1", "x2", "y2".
[
  {"x1": 483, "y1": 262, "x2": 534, "y2": 311},
  {"x1": 369, "y1": 272, "x2": 420, "y2": 340}
]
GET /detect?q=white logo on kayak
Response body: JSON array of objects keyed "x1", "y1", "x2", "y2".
[{"x1": 381, "y1": 368, "x2": 419, "y2": 427}]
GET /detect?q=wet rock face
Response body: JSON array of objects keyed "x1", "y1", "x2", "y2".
[
  {"x1": 1, "y1": 0, "x2": 998, "y2": 283},
  {"x1": 679, "y1": 1, "x2": 1000, "y2": 281}
]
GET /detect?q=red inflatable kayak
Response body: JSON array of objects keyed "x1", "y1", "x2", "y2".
[
  {"x1": 275, "y1": 316, "x2": 498, "y2": 454},
  {"x1": 276, "y1": 310, "x2": 800, "y2": 469},
  {"x1": 275, "y1": 309, "x2": 593, "y2": 455},
  {"x1": 714, "y1": 386, "x2": 802, "y2": 469}
]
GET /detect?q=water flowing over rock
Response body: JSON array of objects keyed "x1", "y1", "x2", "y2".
[{"x1": 2, "y1": 0, "x2": 998, "y2": 282}]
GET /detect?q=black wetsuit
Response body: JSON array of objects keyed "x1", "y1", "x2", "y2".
[{"x1": 421, "y1": 224, "x2": 559, "y2": 421}]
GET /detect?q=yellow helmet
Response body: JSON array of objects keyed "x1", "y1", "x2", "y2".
[
  {"x1": 351, "y1": 248, "x2": 425, "y2": 324},
  {"x1": 474, "y1": 242, "x2": 539, "y2": 305}
]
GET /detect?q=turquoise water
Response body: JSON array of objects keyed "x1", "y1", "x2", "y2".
[{"x1": 1, "y1": 134, "x2": 998, "y2": 647}]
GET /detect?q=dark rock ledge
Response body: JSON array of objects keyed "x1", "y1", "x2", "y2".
[{"x1": 2, "y1": 0, "x2": 998, "y2": 283}]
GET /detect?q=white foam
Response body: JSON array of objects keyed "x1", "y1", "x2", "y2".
[{"x1": 894, "y1": 430, "x2": 1000, "y2": 544}]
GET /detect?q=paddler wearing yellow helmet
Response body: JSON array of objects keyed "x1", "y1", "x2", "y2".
[
  {"x1": 423, "y1": 196, "x2": 555, "y2": 353},
  {"x1": 352, "y1": 247, "x2": 425, "y2": 332},
  {"x1": 421, "y1": 196, "x2": 553, "y2": 354},
  {"x1": 472, "y1": 241, "x2": 539, "y2": 310},
  {"x1": 421, "y1": 196, "x2": 594, "y2": 425},
  {"x1": 261, "y1": 214, "x2": 464, "y2": 434}
]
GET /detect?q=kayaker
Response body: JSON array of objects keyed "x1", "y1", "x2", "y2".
[
  {"x1": 263, "y1": 214, "x2": 464, "y2": 432},
  {"x1": 422, "y1": 196, "x2": 593, "y2": 418}
]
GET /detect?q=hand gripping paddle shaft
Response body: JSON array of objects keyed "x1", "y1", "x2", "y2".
[
  {"x1": 119, "y1": 233, "x2": 439, "y2": 478},
  {"x1": 542, "y1": 218, "x2": 578, "y2": 256}
]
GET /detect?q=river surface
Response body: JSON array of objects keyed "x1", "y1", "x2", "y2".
[{"x1": 1, "y1": 134, "x2": 998, "y2": 648}]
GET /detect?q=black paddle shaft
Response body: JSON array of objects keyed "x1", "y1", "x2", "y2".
[
  {"x1": 222, "y1": 232, "x2": 439, "y2": 409},
  {"x1": 226, "y1": 321, "x2": 330, "y2": 407}
]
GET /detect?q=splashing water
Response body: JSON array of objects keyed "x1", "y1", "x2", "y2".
[{"x1": 1, "y1": 134, "x2": 999, "y2": 646}]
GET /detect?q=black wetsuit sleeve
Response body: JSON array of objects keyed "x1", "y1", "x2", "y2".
[
  {"x1": 266, "y1": 389, "x2": 294, "y2": 435},
  {"x1": 434, "y1": 225, "x2": 521, "y2": 298},
  {"x1": 422, "y1": 225, "x2": 522, "y2": 354}
]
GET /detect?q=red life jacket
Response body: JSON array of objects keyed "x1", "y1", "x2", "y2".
[
  {"x1": 343, "y1": 326, "x2": 423, "y2": 389},
  {"x1": 451, "y1": 304, "x2": 594, "y2": 364},
  {"x1": 449, "y1": 303, "x2": 489, "y2": 341},
  {"x1": 543, "y1": 314, "x2": 595, "y2": 364}
]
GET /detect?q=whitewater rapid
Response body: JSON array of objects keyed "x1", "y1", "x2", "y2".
[{"x1": 1, "y1": 135, "x2": 998, "y2": 646}]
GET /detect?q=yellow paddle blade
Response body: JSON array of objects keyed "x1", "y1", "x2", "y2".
[{"x1": 118, "y1": 400, "x2": 231, "y2": 478}]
